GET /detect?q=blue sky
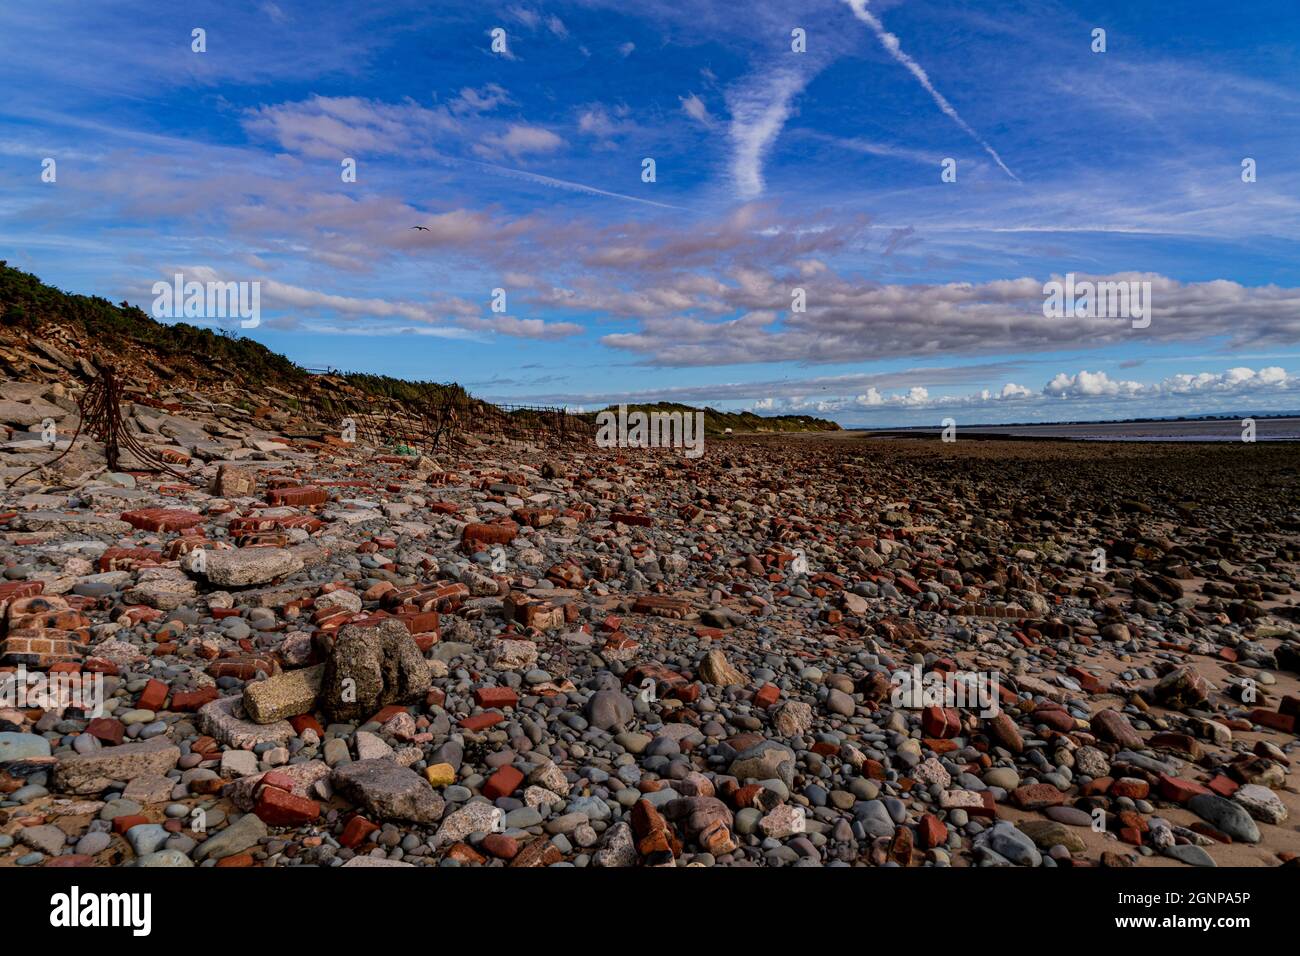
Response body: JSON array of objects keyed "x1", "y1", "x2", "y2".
[{"x1": 1, "y1": 0, "x2": 1298, "y2": 427}]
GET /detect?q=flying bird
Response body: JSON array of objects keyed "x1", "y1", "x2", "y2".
[{"x1": 411, "y1": 225, "x2": 430, "y2": 231}]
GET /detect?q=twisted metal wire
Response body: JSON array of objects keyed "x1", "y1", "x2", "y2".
[{"x1": 8, "y1": 360, "x2": 196, "y2": 487}]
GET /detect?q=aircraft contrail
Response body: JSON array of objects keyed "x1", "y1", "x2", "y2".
[{"x1": 843, "y1": 0, "x2": 1019, "y2": 182}]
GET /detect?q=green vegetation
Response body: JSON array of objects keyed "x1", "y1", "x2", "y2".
[
  {"x1": 332, "y1": 371, "x2": 470, "y2": 404},
  {"x1": 0, "y1": 260, "x2": 305, "y2": 387},
  {"x1": 598, "y1": 401, "x2": 839, "y2": 435}
]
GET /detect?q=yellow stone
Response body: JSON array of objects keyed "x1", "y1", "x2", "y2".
[{"x1": 424, "y1": 763, "x2": 456, "y2": 787}]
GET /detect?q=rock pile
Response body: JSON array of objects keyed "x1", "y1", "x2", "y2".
[{"x1": 0, "y1": 377, "x2": 1298, "y2": 868}]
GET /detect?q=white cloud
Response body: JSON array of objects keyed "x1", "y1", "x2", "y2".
[
  {"x1": 1158, "y1": 365, "x2": 1295, "y2": 394},
  {"x1": 680, "y1": 93, "x2": 715, "y2": 127},
  {"x1": 242, "y1": 95, "x2": 457, "y2": 158},
  {"x1": 766, "y1": 366, "x2": 1299, "y2": 422},
  {"x1": 1044, "y1": 369, "x2": 1142, "y2": 398},
  {"x1": 474, "y1": 123, "x2": 564, "y2": 159},
  {"x1": 507, "y1": 6, "x2": 540, "y2": 29},
  {"x1": 577, "y1": 105, "x2": 632, "y2": 139},
  {"x1": 457, "y1": 314, "x2": 583, "y2": 340},
  {"x1": 451, "y1": 84, "x2": 513, "y2": 115}
]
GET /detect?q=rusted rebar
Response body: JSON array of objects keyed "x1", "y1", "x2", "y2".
[{"x1": 9, "y1": 360, "x2": 196, "y2": 486}]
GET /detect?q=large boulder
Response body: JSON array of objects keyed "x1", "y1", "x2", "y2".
[
  {"x1": 320, "y1": 619, "x2": 432, "y2": 723},
  {"x1": 242, "y1": 664, "x2": 323, "y2": 723},
  {"x1": 198, "y1": 696, "x2": 295, "y2": 750},
  {"x1": 729, "y1": 740, "x2": 797, "y2": 787},
  {"x1": 202, "y1": 548, "x2": 303, "y2": 587},
  {"x1": 586, "y1": 689, "x2": 633, "y2": 731},
  {"x1": 53, "y1": 737, "x2": 180, "y2": 794},
  {"x1": 331, "y1": 759, "x2": 444, "y2": 823},
  {"x1": 698, "y1": 649, "x2": 745, "y2": 686},
  {"x1": 1188, "y1": 793, "x2": 1261, "y2": 844},
  {"x1": 1153, "y1": 665, "x2": 1210, "y2": 710}
]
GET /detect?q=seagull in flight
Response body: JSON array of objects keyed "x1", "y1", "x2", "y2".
[{"x1": 411, "y1": 225, "x2": 430, "y2": 231}]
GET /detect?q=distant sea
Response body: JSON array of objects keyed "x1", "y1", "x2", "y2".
[{"x1": 855, "y1": 416, "x2": 1300, "y2": 442}]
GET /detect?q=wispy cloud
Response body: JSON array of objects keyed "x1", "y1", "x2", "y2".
[
  {"x1": 243, "y1": 95, "x2": 456, "y2": 158},
  {"x1": 680, "y1": 93, "x2": 715, "y2": 128},
  {"x1": 727, "y1": 68, "x2": 808, "y2": 199}
]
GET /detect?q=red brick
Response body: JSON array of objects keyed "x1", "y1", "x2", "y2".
[
  {"x1": 0, "y1": 580, "x2": 43, "y2": 606},
  {"x1": 214, "y1": 853, "x2": 255, "y2": 868},
  {"x1": 1119, "y1": 827, "x2": 1144, "y2": 846},
  {"x1": 482, "y1": 765, "x2": 524, "y2": 800},
  {"x1": 921, "y1": 706, "x2": 961, "y2": 739},
  {"x1": 623, "y1": 662, "x2": 689, "y2": 692},
  {"x1": 918, "y1": 813, "x2": 947, "y2": 849},
  {"x1": 459, "y1": 712, "x2": 504, "y2": 731},
  {"x1": 1157, "y1": 773, "x2": 1211, "y2": 803},
  {"x1": 1208, "y1": 775, "x2": 1240, "y2": 797},
  {"x1": 508, "y1": 837, "x2": 563, "y2": 868},
  {"x1": 473, "y1": 686, "x2": 519, "y2": 709},
  {"x1": 86, "y1": 717, "x2": 125, "y2": 746},
  {"x1": 609, "y1": 512, "x2": 653, "y2": 527},
  {"x1": 1012, "y1": 784, "x2": 1067, "y2": 810},
  {"x1": 1110, "y1": 777, "x2": 1150, "y2": 800},
  {"x1": 480, "y1": 833, "x2": 519, "y2": 859},
  {"x1": 396, "y1": 610, "x2": 440, "y2": 635},
  {"x1": 266, "y1": 486, "x2": 328, "y2": 507},
  {"x1": 259, "y1": 771, "x2": 297, "y2": 792},
  {"x1": 446, "y1": 842, "x2": 487, "y2": 865},
  {"x1": 120, "y1": 508, "x2": 204, "y2": 532},
  {"x1": 461, "y1": 521, "x2": 519, "y2": 547},
  {"x1": 289, "y1": 714, "x2": 324, "y2": 738},
  {"x1": 254, "y1": 787, "x2": 320, "y2": 826},
  {"x1": 137, "y1": 678, "x2": 169, "y2": 711},
  {"x1": 1081, "y1": 776, "x2": 1113, "y2": 796},
  {"x1": 1248, "y1": 709, "x2": 1295, "y2": 733},
  {"x1": 112, "y1": 814, "x2": 150, "y2": 835},
  {"x1": 1034, "y1": 707, "x2": 1077, "y2": 733},
  {"x1": 368, "y1": 704, "x2": 408, "y2": 725},
  {"x1": 170, "y1": 687, "x2": 220, "y2": 712},
  {"x1": 670, "y1": 683, "x2": 701, "y2": 704},
  {"x1": 97, "y1": 547, "x2": 163, "y2": 572},
  {"x1": 631, "y1": 594, "x2": 691, "y2": 618},
  {"x1": 339, "y1": 815, "x2": 379, "y2": 849},
  {"x1": 895, "y1": 576, "x2": 922, "y2": 596}
]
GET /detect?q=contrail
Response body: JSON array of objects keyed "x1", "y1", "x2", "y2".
[
  {"x1": 843, "y1": 0, "x2": 1019, "y2": 182},
  {"x1": 465, "y1": 159, "x2": 686, "y2": 210}
]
